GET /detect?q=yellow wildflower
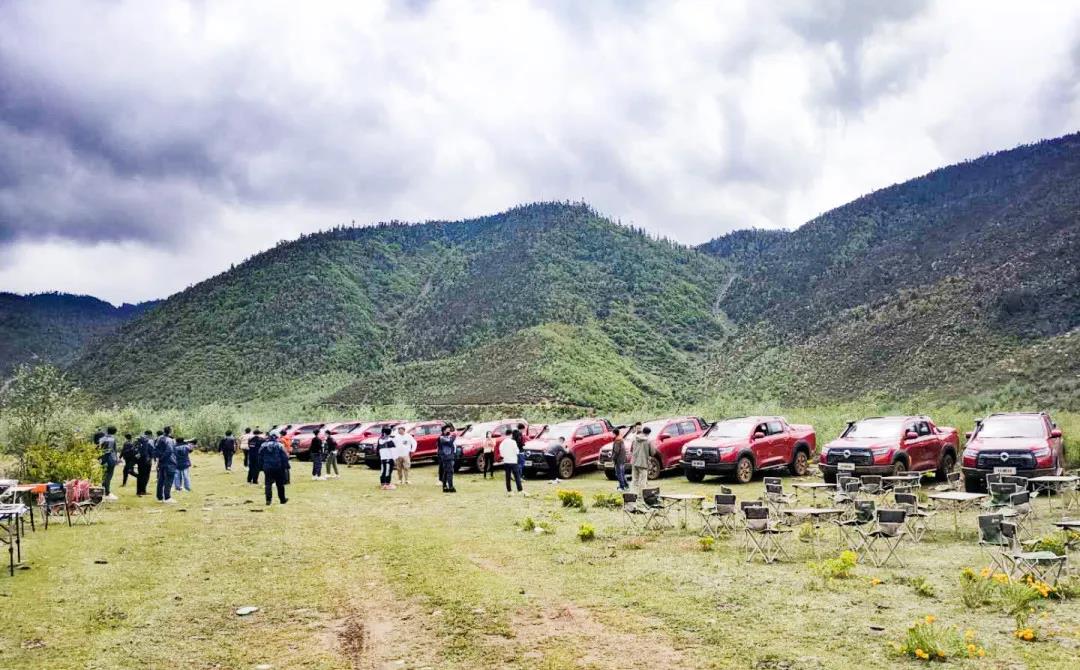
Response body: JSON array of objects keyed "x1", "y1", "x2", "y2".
[
  {"x1": 977, "y1": 647, "x2": 985, "y2": 657},
  {"x1": 924, "y1": 615, "x2": 936, "y2": 624}
]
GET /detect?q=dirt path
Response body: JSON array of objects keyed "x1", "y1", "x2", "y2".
[{"x1": 332, "y1": 577, "x2": 443, "y2": 670}]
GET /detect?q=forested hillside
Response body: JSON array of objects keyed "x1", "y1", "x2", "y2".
[
  {"x1": 70, "y1": 203, "x2": 732, "y2": 408},
  {"x1": 700, "y1": 133, "x2": 1080, "y2": 408},
  {"x1": 0, "y1": 293, "x2": 157, "y2": 378}
]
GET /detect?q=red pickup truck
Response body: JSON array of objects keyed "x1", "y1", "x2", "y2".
[
  {"x1": 680, "y1": 416, "x2": 816, "y2": 483},
  {"x1": 521, "y1": 418, "x2": 615, "y2": 479},
  {"x1": 290, "y1": 421, "x2": 365, "y2": 460},
  {"x1": 359, "y1": 420, "x2": 454, "y2": 469},
  {"x1": 455, "y1": 418, "x2": 530, "y2": 472},
  {"x1": 333, "y1": 420, "x2": 407, "y2": 466},
  {"x1": 961, "y1": 412, "x2": 1065, "y2": 491},
  {"x1": 598, "y1": 416, "x2": 708, "y2": 481},
  {"x1": 818, "y1": 415, "x2": 958, "y2": 483}
]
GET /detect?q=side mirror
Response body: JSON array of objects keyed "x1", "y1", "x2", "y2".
[
  {"x1": 659, "y1": 433, "x2": 672, "y2": 441},
  {"x1": 1050, "y1": 428, "x2": 1063, "y2": 438},
  {"x1": 752, "y1": 431, "x2": 765, "y2": 440},
  {"x1": 904, "y1": 431, "x2": 919, "y2": 440}
]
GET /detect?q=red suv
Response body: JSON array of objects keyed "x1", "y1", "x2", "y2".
[
  {"x1": 455, "y1": 419, "x2": 528, "y2": 472},
  {"x1": 522, "y1": 418, "x2": 615, "y2": 479},
  {"x1": 680, "y1": 416, "x2": 816, "y2": 484},
  {"x1": 333, "y1": 420, "x2": 406, "y2": 466},
  {"x1": 818, "y1": 415, "x2": 958, "y2": 483},
  {"x1": 962, "y1": 412, "x2": 1065, "y2": 491},
  {"x1": 598, "y1": 416, "x2": 708, "y2": 481},
  {"x1": 359, "y1": 420, "x2": 453, "y2": 469}
]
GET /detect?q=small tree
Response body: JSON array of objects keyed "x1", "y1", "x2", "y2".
[{"x1": 0, "y1": 364, "x2": 86, "y2": 477}]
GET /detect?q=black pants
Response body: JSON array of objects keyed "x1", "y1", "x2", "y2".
[
  {"x1": 243, "y1": 449, "x2": 249, "y2": 467},
  {"x1": 247, "y1": 457, "x2": 260, "y2": 484},
  {"x1": 439, "y1": 458, "x2": 455, "y2": 490},
  {"x1": 505, "y1": 463, "x2": 522, "y2": 492},
  {"x1": 136, "y1": 459, "x2": 152, "y2": 495},
  {"x1": 379, "y1": 459, "x2": 394, "y2": 485},
  {"x1": 483, "y1": 452, "x2": 495, "y2": 478},
  {"x1": 222, "y1": 450, "x2": 234, "y2": 470},
  {"x1": 264, "y1": 468, "x2": 287, "y2": 503},
  {"x1": 102, "y1": 462, "x2": 116, "y2": 496},
  {"x1": 121, "y1": 458, "x2": 137, "y2": 486}
]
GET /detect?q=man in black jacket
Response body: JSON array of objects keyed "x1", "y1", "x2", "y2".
[
  {"x1": 155, "y1": 426, "x2": 178, "y2": 504},
  {"x1": 135, "y1": 431, "x2": 154, "y2": 496},
  {"x1": 246, "y1": 429, "x2": 265, "y2": 484},
  {"x1": 436, "y1": 425, "x2": 457, "y2": 493},
  {"x1": 310, "y1": 428, "x2": 325, "y2": 480},
  {"x1": 260, "y1": 431, "x2": 290, "y2": 505},
  {"x1": 218, "y1": 431, "x2": 237, "y2": 472},
  {"x1": 99, "y1": 426, "x2": 120, "y2": 500},
  {"x1": 120, "y1": 433, "x2": 138, "y2": 487}
]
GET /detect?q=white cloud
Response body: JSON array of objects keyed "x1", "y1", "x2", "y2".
[{"x1": 1, "y1": 0, "x2": 1078, "y2": 303}]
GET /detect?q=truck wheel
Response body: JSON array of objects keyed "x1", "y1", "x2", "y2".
[
  {"x1": 604, "y1": 469, "x2": 617, "y2": 481},
  {"x1": 475, "y1": 454, "x2": 487, "y2": 473},
  {"x1": 890, "y1": 460, "x2": 906, "y2": 477},
  {"x1": 789, "y1": 449, "x2": 809, "y2": 477},
  {"x1": 557, "y1": 455, "x2": 575, "y2": 480},
  {"x1": 936, "y1": 452, "x2": 956, "y2": 481},
  {"x1": 685, "y1": 469, "x2": 706, "y2": 483},
  {"x1": 731, "y1": 456, "x2": 753, "y2": 485},
  {"x1": 648, "y1": 457, "x2": 662, "y2": 482},
  {"x1": 340, "y1": 447, "x2": 360, "y2": 466}
]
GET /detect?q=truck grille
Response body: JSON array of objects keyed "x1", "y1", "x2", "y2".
[
  {"x1": 825, "y1": 449, "x2": 873, "y2": 466},
  {"x1": 683, "y1": 448, "x2": 721, "y2": 464},
  {"x1": 976, "y1": 452, "x2": 1037, "y2": 470}
]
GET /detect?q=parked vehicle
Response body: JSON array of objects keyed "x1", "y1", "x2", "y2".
[
  {"x1": 680, "y1": 416, "x2": 816, "y2": 484},
  {"x1": 360, "y1": 420, "x2": 454, "y2": 469},
  {"x1": 291, "y1": 421, "x2": 363, "y2": 460},
  {"x1": 818, "y1": 415, "x2": 958, "y2": 483},
  {"x1": 521, "y1": 418, "x2": 615, "y2": 479},
  {"x1": 961, "y1": 412, "x2": 1064, "y2": 491},
  {"x1": 334, "y1": 420, "x2": 407, "y2": 466},
  {"x1": 455, "y1": 419, "x2": 528, "y2": 472},
  {"x1": 598, "y1": 416, "x2": 708, "y2": 481}
]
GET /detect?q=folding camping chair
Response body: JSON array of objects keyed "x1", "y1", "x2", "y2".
[
  {"x1": 934, "y1": 471, "x2": 962, "y2": 492},
  {"x1": 743, "y1": 505, "x2": 791, "y2": 563},
  {"x1": 642, "y1": 488, "x2": 675, "y2": 531},
  {"x1": 699, "y1": 493, "x2": 737, "y2": 538},
  {"x1": 40, "y1": 483, "x2": 70, "y2": 529},
  {"x1": 893, "y1": 471, "x2": 923, "y2": 494},
  {"x1": 859, "y1": 509, "x2": 907, "y2": 567},
  {"x1": 834, "y1": 500, "x2": 875, "y2": 553},
  {"x1": 1001, "y1": 521, "x2": 1067, "y2": 586},
  {"x1": 738, "y1": 500, "x2": 764, "y2": 550},
  {"x1": 894, "y1": 492, "x2": 934, "y2": 543},
  {"x1": 986, "y1": 482, "x2": 1018, "y2": 510},
  {"x1": 860, "y1": 475, "x2": 884, "y2": 499},
  {"x1": 834, "y1": 478, "x2": 861, "y2": 506},
  {"x1": 1002, "y1": 476, "x2": 1029, "y2": 492},
  {"x1": 763, "y1": 482, "x2": 796, "y2": 516},
  {"x1": 621, "y1": 493, "x2": 645, "y2": 533},
  {"x1": 976, "y1": 514, "x2": 1011, "y2": 575},
  {"x1": 66, "y1": 481, "x2": 101, "y2": 525},
  {"x1": 1002, "y1": 490, "x2": 1035, "y2": 539}
]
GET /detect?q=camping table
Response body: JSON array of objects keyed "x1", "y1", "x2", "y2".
[
  {"x1": 882, "y1": 474, "x2": 922, "y2": 493},
  {"x1": 660, "y1": 494, "x2": 706, "y2": 530},
  {"x1": 927, "y1": 491, "x2": 987, "y2": 537},
  {"x1": 781, "y1": 507, "x2": 845, "y2": 558},
  {"x1": 0, "y1": 485, "x2": 37, "y2": 532},
  {"x1": 792, "y1": 482, "x2": 836, "y2": 504},
  {"x1": 1028, "y1": 476, "x2": 1079, "y2": 511},
  {"x1": 0, "y1": 504, "x2": 28, "y2": 576}
]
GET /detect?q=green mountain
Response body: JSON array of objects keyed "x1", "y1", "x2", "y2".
[
  {"x1": 700, "y1": 132, "x2": 1080, "y2": 409},
  {"x1": 0, "y1": 293, "x2": 158, "y2": 378},
  {"x1": 70, "y1": 203, "x2": 732, "y2": 408}
]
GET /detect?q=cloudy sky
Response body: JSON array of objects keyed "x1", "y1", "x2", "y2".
[{"x1": 2, "y1": 1, "x2": 1078, "y2": 304}]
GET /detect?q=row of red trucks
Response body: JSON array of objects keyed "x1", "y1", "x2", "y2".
[{"x1": 277, "y1": 412, "x2": 1065, "y2": 491}]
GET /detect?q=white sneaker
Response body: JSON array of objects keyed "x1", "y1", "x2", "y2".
[
  {"x1": 106, "y1": 494, "x2": 119, "y2": 501},
  {"x1": 387, "y1": 483, "x2": 397, "y2": 490},
  {"x1": 163, "y1": 499, "x2": 177, "y2": 504},
  {"x1": 521, "y1": 491, "x2": 529, "y2": 497}
]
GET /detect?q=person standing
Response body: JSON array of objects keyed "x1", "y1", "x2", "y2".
[
  {"x1": 437, "y1": 424, "x2": 457, "y2": 493},
  {"x1": 482, "y1": 431, "x2": 496, "y2": 479},
  {"x1": 611, "y1": 427, "x2": 629, "y2": 491},
  {"x1": 99, "y1": 426, "x2": 120, "y2": 501},
  {"x1": 247, "y1": 429, "x2": 265, "y2": 484},
  {"x1": 394, "y1": 425, "x2": 416, "y2": 486},
  {"x1": 260, "y1": 431, "x2": 290, "y2": 505},
  {"x1": 155, "y1": 427, "x2": 178, "y2": 504},
  {"x1": 135, "y1": 430, "x2": 155, "y2": 496},
  {"x1": 310, "y1": 429, "x2": 325, "y2": 480},
  {"x1": 120, "y1": 433, "x2": 138, "y2": 487},
  {"x1": 218, "y1": 431, "x2": 236, "y2": 471},
  {"x1": 324, "y1": 430, "x2": 340, "y2": 479},
  {"x1": 239, "y1": 427, "x2": 252, "y2": 468},
  {"x1": 500, "y1": 428, "x2": 524, "y2": 495},
  {"x1": 173, "y1": 439, "x2": 194, "y2": 493},
  {"x1": 630, "y1": 423, "x2": 658, "y2": 499},
  {"x1": 377, "y1": 427, "x2": 396, "y2": 490}
]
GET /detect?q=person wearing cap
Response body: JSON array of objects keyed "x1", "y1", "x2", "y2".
[
  {"x1": 377, "y1": 427, "x2": 397, "y2": 490},
  {"x1": 310, "y1": 426, "x2": 325, "y2": 480},
  {"x1": 436, "y1": 424, "x2": 457, "y2": 493},
  {"x1": 135, "y1": 430, "x2": 155, "y2": 496},
  {"x1": 393, "y1": 424, "x2": 417, "y2": 486},
  {"x1": 260, "y1": 431, "x2": 290, "y2": 505}
]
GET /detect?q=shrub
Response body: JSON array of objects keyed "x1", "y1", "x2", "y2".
[
  {"x1": 909, "y1": 576, "x2": 936, "y2": 598},
  {"x1": 23, "y1": 440, "x2": 101, "y2": 483},
  {"x1": 520, "y1": 517, "x2": 536, "y2": 532},
  {"x1": 891, "y1": 615, "x2": 986, "y2": 662},
  {"x1": 557, "y1": 489, "x2": 585, "y2": 509},
  {"x1": 537, "y1": 521, "x2": 555, "y2": 534},
  {"x1": 699, "y1": 536, "x2": 715, "y2": 552},
  {"x1": 808, "y1": 550, "x2": 858, "y2": 581},
  {"x1": 577, "y1": 523, "x2": 596, "y2": 542},
  {"x1": 1029, "y1": 532, "x2": 1067, "y2": 556},
  {"x1": 592, "y1": 492, "x2": 623, "y2": 509}
]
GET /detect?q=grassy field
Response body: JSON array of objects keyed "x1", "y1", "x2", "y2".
[{"x1": 3, "y1": 453, "x2": 1080, "y2": 670}]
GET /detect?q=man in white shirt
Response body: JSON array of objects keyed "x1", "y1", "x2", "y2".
[{"x1": 393, "y1": 425, "x2": 418, "y2": 486}]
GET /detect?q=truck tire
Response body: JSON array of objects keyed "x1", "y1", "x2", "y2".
[
  {"x1": 475, "y1": 453, "x2": 487, "y2": 473},
  {"x1": 648, "y1": 457, "x2": 662, "y2": 482},
  {"x1": 788, "y1": 448, "x2": 810, "y2": 477},
  {"x1": 557, "y1": 455, "x2": 575, "y2": 480},
  {"x1": 731, "y1": 456, "x2": 753, "y2": 485},
  {"x1": 936, "y1": 451, "x2": 956, "y2": 481},
  {"x1": 684, "y1": 468, "x2": 705, "y2": 483},
  {"x1": 340, "y1": 446, "x2": 361, "y2": 466}
]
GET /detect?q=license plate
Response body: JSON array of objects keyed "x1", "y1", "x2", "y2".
[
  {"x1": 691, "y1": 460, "x2": 705, "y2": 468},
  {"x1": 837, "y1": 462, "x2": 856, "y2": 472},
  {"x1": 994, "y1": 466, "x2": 1017, "y2": 475}
]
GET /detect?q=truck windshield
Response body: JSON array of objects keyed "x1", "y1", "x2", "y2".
[
  {"x1": 703, "y1": 420, "x2": 756, "y2": 439},
  {"x1": 459, "y1": 421, "x2": 502, "y2": 439},
  {"x1": 540, "y1": 424, "x2": 578, "y2": 442},
  {"x1": 842, "y1": 419, "x2": 904, "y2": 439},
  {"x1": 977, "y1": 417, "x2": 1046, "y2": 438}
]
